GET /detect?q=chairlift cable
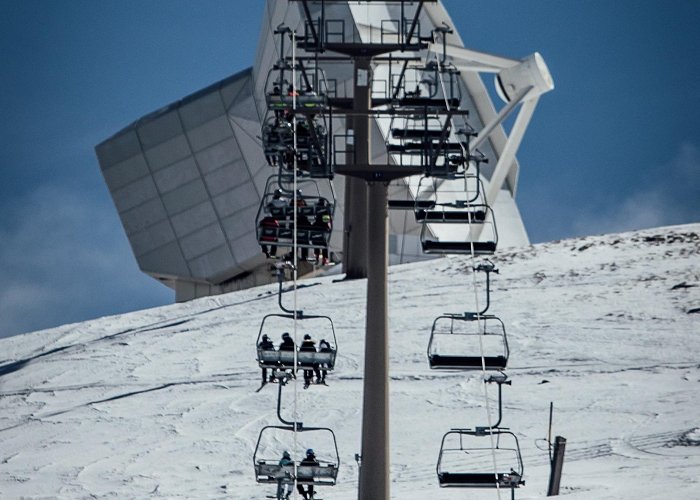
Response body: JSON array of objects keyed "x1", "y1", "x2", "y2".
[
  {"x1": 436, "y1": 53, "x2": 502, "y2": 500},
  {"x1": 292, "y1": 29, "x2": 300, "y2": 496}
]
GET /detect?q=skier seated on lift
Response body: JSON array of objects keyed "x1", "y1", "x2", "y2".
[
  {"x1": 279, "y1": 332, "x2": 295, "y2": 352},
  {"x1": 260, "y1": 215, "x2": 280, "y2": 258},
  {"x1": 297, "y1": 449, "x2": 320, "y2": 500},
  {"x1": 293, "y1": 190, "x2": 312, "y2": 260},
  {"x1": 312, "y1": 199, "x2": 332, "y2": 265},
  {"x1": 318, "y1": 338, "x2": 334, "y2": 384},
  {"x1": 404, "y1": 84, "x2": 422, "y2": 99},
  {"x1": 299, "y1": 334, "x2": 321, "y2": 388},
  {"x1": 276, "y1": 450, "x2": 293, "y2": 500},
  {"x1": 258, "y1": 334, "x2": 275, "y2": 385},
  {"x1": 296, "y1": 116, "x2": 311, "y2": 138},
  {"x1": 281, "y1": 86, "x2": 299, "y2": 121},
  {"x1": 273, "y1": 333, "x2": 296, "y2": 379},
  {"x1": 267, "y1": 189, "x2": 289, "y2": 218}
]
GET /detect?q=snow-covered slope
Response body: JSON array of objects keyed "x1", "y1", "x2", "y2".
[{"x1": 1, "y1": 224, "x2": 699, "y2": 499}]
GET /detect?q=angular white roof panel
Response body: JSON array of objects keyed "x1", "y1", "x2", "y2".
[{"x1": 96, "y1": 0, "x2": 536, "y2": 296}]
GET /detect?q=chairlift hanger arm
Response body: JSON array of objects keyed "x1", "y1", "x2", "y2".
[
  {"x1": 292, "y1": 0, "x2": 435, "y2": 54},
  {"x1": 275, "y1": 263, "x2": 304, "y2": 316},
  {"x1": 391, "y1": 58, "x2": 410, "y2": 100},
  {"x1": 463, "y1": 263, "x2": 495, "y2": 316},
  {"x1": 303, "y1": 116, "x2": 327, "y2": 166},
  {"x1": 484, "y1": 373, "x2": 511, "y2": 429},
  {"x1": 274, "y1": 26, "x2": 293, "y2": 84},
  {"x1": 298, "y1": 1, "x2": 320, "y2": 49},
  {"x1": 432, "y1": 22, "x2": 454, "y2": 65},
  {"x1": 296, "y1": 58, "x2": 314, "y2": 92},
  {"x1": 429, "y1": 108, "x2": 455, "y2": 167},
  {"x1": 403, "y1": 1, "x2": 426, "y2": 46},
  {"x1": 277, "y1": 376, "x2": 303, "y2": 429}
]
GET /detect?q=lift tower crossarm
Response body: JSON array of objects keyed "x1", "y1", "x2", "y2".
[{"x1": 427, "y1": 42, "x2": 519, "y2": 73}]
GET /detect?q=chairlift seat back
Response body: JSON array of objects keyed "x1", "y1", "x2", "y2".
[
  {"x1": 428, "y1": 354, "x2": 507, "y2": 370},
  {"x1": 255, "y1": 462, "x2": 338, "y2": 485},
  {"x1": 422, "y1": 240, "x2": 497, "y2": 255},
  {"x1": 258, "y1": 348, "x2": 336, "y2": 370},
  {"x1": 266, "y1": 94, "x2": 327, "y2": 111},
  {"x1": 415, "y1": 209, "x2": 486, "y2": 223},
  {"x1": 438, "y1": 471, "x2": 522, "y2": 489}
]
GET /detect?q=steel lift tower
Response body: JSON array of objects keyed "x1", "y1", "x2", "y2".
[
  {"x1": 292, "y1": 2, "x2": 436, "y2": 497},
  {"x1": 290, "y1": 1, "x2": 553, "y2": 498}
]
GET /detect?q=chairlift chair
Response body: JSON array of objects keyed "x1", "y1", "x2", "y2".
[
  {"x1": 263, "y1": 56, "x2": 330, "y2": 113},
  {"x1": 414, "y1": 204, "x2": 488, "y2": 223},
  {"x1": 427, "y1": 313, "x2": 509, "y2": 370},
  {"x1": 253, "y1": 425, "x2": 340, "y2": 487},
  {"x1": 386, "y1": 106, "x2": 471, "y2": 177},
  {"x1": 419, "y1": 205, "x2": 498, "y2": 255},
  {"x1": 255, "y1": 176, "x2": 336, "y2": 254},
  {"x1": 413, "y1": 173, "x2": 497, "y2": 254},
  {"x1": 256, "y1": 313, "x2": 338, "y2": 373},
  {"x1": 261, "y1": 115, "x2": 293, "y2": 167},
  {"x1": 261, "y1": 111, "x2": 332, "y2": 178},
  {"x1": 389, "y1": 60, "x2": 463, "y2": 110},
  {"x1": 437, "y1": 428, "x2": 524, "y2": 489},
  {"x1": 261, "y1": 53, "x2": 334, "y2": 178}
]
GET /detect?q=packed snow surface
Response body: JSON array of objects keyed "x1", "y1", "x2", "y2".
[{"x1": 1, "y1": 224, "x2": 699, "y2": 499}]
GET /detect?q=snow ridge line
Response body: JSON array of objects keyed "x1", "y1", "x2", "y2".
[{"x1": 0, "y1": 284, "x2": 323, "y2": 379}]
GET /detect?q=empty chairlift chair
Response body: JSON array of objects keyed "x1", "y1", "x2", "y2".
[
  {"x1": 404, "y1": 174, "x2": 498, "y2": 255},
  {"x1": 427, "y1": 313, "x2": 509, "y2": 371},
  {"x1": 437, "y1": 428, "x2": 524, "y2": 489},
  {"x1": 414, "y1": 202, "x2": 488, "y2": 224},
  {"x1": 386, "y1": 110, "x2": 471, "y2": 177},
  {"x1": 419, "y1": 205, "x2": 498, "y2": 255}
]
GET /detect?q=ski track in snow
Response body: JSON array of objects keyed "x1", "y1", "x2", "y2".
[{"x1": 0, "y1": 224, "x2": 699, "y2": 499}]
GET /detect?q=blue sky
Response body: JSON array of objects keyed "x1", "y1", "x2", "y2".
[{"x1": 1, "y1": 0, "x2": 698, "y2": 338}]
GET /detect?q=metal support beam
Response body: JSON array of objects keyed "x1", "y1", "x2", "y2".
[
  {"x1": 485, "y1": 97, "x2": 539, "y2": 207},
  {"x1": 343, "y1": 58, "x2": 372, "y2": 279},
  {"x1": 344, "y1": 176, "x2": 368, "y2": 278},
  {"x1": 349, "y1": 55, "x2": 390, "y2": 500},
  {"x1": 427, "y1": 42, "x2": 518, "y2": 73},
  {"x1": 359, "y1": 181, "x2": 390, "y2": 500},
  {"x1": 470, "y1": 85, "x2": 531, "y2": 152}
]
